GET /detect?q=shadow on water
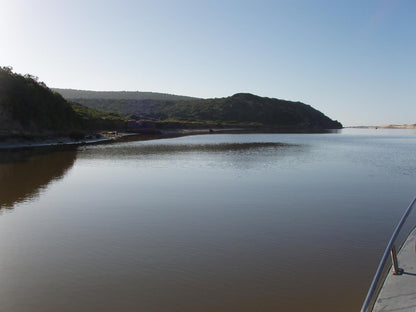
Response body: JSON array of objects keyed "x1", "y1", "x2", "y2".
[{"x1": 0, "y1": 148, "x2": 77, "y2": 211}]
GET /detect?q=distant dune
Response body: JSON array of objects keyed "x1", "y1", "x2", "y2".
[{"x1": 349, "y1": 124, "x2": 416, "y2": 129}]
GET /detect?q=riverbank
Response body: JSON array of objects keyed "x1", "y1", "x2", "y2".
[
  {"x1": 0, "y1": 128, "x2": 224, "y2": 151},
  {"x1": 0, "y1": 131, "x2": 128, "y2": 151}
]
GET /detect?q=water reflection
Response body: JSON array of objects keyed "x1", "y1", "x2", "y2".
[
  {"x1": 82, "y1": 142, "x2": 294, "y2": 157},
  {"x1": 79, "y1": 140, "x2": 307, "y2": 172},
  {"x1": 0, "y1": 149, "x2": 77, "y2": 210}
]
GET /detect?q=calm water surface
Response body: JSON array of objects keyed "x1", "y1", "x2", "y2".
[{"x1": 1, "y1": 129, "x2": 416, "y2": 311}]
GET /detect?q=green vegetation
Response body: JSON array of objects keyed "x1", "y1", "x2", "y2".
[
  {"x1": 70, "y1": 102, "x2": 125, "y2": 130},
  {"x1": 0, "y1": 67, "x2": 126, "y2": 134},
  {"x1": 53, "y1": 88, "x2": 198, "y2": 101},
  {"x1": 59, "y1": 91, "x2": 342, "y2": 129},
  {"x1": 0, "y1": 66, "x2": 79, "y2": 132}
]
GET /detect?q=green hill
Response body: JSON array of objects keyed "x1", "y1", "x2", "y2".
[
  {"x1": 0, "y1": 67, "x2": 79, "y2": 132},
  {"x1": 52, "y1": 88, "x2": 199, "y2": 101},
  {"x1": 57, "y1": 90, "x2": 342, "y2": 129},
  {"x1": 0, "y1": 67, "x2": 126, "y2": 134}
]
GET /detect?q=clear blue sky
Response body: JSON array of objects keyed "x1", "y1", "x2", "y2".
[{"x1": 1, "y1": 0, "x2": 415, "y2": 126}]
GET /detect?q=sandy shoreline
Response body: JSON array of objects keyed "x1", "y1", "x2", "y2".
[{"x1": 347, "y1": 125, "x2": 416, "y2": 129}]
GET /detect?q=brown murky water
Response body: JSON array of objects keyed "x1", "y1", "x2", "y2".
[{"x1": 1, "y1": 130, "x2": 415, "y2": 311}]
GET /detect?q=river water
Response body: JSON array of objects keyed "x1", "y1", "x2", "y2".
[{"x1": 0, "y1": 129, "x2": 415, "y2": 311}]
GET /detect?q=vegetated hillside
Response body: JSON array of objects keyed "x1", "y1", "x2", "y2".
[
  {"x1": 61, "y1": 92, "x2": 342, "y2": 129},
  {"x1": 70, "y1": 102, "x2": 126, "y2": 130},
  {"x1": 0, "y1": 67, "x2": 79, "y2": 132},
  {"x1": 0, "y1": 67, "x2": 126, "y2": 134},
  {"x1": 53, "y1": 88, "x2": 199, "y2": 101}
]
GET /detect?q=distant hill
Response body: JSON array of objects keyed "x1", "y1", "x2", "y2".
[
  {"x1": 52, "y1": 88, "x2": 199, "y2": 101},
  {"x1": 56, "y1": 90, "x2": 342, "y2": 129},
  {"x1": 0, "y1": 67, "x2": 126, "y2": 134}
]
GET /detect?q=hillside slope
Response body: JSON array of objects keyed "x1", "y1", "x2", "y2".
[
  {"x1": 0, "y1": 67, "x2": 126, "y2": 134},
  {"x1": 53, "y1": 88, "x2": 199, "y2": 101},
  {"x1": 0, "y1": 67, "x2": 79, "y2": 132},
  {"x1": 58, "y1": 90, "x2": 342, "y2": 129}
]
